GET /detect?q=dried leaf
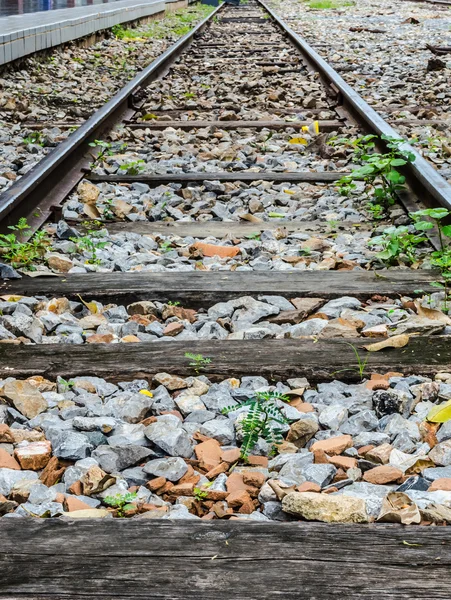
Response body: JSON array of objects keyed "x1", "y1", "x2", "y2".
[
  {"x1": 427, "y1": 399, "x2": 451, "y2": 423},
  {"x1": 365, "y1": 334, "x2": 410, "y2": 352},
  {"x1": 20, "y1": 271, "x2": 61, "y2": 278},
  {"x1": 377, "y1": 492, "x2": 421, "y2": 525},
  {"x1": 414, "y1": 300, "x2": 451, "y2": 324},
  {"x1": 239, "y1": 213, "x2": 262, "y2": 223},
  {"x1": 284, "y1": 388, "x2": 305, "y2": 397},
  {"x1": 139, "y1": 390, "x2": 154, "y2": 398},
  {"x1": 83, "y1": 203, "x2": 101, "y2": 219},
  {"x1": 77, "y1": 294, "x2": 98, "y2": 314}
]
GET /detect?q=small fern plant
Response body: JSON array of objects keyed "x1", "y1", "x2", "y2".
[{"x1": 222, "y1": 391, "x2": 289, "y2": 460}]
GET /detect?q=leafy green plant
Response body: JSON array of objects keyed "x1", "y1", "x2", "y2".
[
  {"x1": 22, "y1": 131, "x2": 44, "y2": 147},
  {"x1": 167, "y1": 300, "x2": 181, "y2": 306},
  {"x1": 111, "y1": 24, "x2": 127, "y2": 39},
  {"x1": 119, "y1": 160, "x2": 145, "y2": 175},
  {"x1": 337, "y1": 134, "x2": 415, "y2": 213},
  {"x1": 193, "y1": 487, "x2": 208, "y2": 501},
  {"x1": 159, "y1": 240, "x2": 173, "y2": 253},
  {"x1": 0, "y1": 218, "x2": 52, "y2": 269},
  {"x1": 410, "y1": 208, "x2": 451, "y2": 257},
  {"x1": 222, "y1": 391, "x2": 289, "y2": 460},
  {"x1": 185, "y1": 352, "x2": 211, "y2": 374},
  {"x1": 103, "y1": 492, "x2": 137, "y2": 517},
  {"x1": 410, "y1": 208, "x2": 451, "y2": 309},
  {"x1": 70, "y1": 230, "x2": 108, "y2": 265},
  {"x1": 58, "y1": 377, "x2": 75, "y2": 392},
  {"x1": 368, "y1": 226, "x2": 427, "y2": 266}
]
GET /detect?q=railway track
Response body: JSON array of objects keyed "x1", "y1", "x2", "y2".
[{"x1": 2, "y1": 1, "x2": 451, "y2": 597}]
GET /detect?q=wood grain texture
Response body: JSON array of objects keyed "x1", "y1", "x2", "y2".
[
  {"x1": 125, "y1": 120, "x2": 344, "y2": 130},
  {"x1": 0, "y1": 270, "x2": 438, "y2": 306},
  {"x1": 0, "y1": 520, "x2": 450, "y2": 599},
  {"x1": 0, "y1": 336, "x2": 448, "y2": 381},
  {"x1": 87, "y1": 172, "x2": 345, "y2": 184},
  {"x1": 105, "y1": 218, "x2": 350, "y2": 237}
]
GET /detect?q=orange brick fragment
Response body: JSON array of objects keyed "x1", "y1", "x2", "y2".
[
  {"x1": 328, "y1": 455, "x2": 357, "y2": 470},
  {"x1": 310, "y1": 435, "x2": 353, "y2": 456},
  {"x1": 193, "y1": 241, "x2": 240, "y2": 259},
  {"x1": 297, "y1": 482, "x2": 321, "y2": 493},
  {"x1": 147, "y1": 477, "x2": 167, "y2": 492}
]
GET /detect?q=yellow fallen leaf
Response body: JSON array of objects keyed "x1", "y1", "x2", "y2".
[
  {"x1": 301, "y1": 120, "x2": 320, "y2": 135},
  {"x1": 414, "y1": 300, "x2": 451, "y2": 324},
  {"x1": 365, "y1": 334, "x2": 410, "y2": 352},
  {"x1": 427, "y1": 399, "x2": 451, "y2": 423},
  {"x1": 139, "y1": 390, "x2": 153, "y2": 397},
  {"x1": 77, "y1": 294, "x2": 98, "y2": 314},
  {"x1": 289, "y1": 137, "x2": 308, "y2": 145},
  {"x1": 283, "y1": 189, "x2": 296, "y2": 195}
]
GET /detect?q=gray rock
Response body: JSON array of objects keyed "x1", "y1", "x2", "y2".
[
  {"x1": 174, "y1": 393, "x2": 206, "y2": 416},
  {"x1": 184, "y1": 410, "x2": 216, "y2": 424},
  {"x1": 143, "y1": 457, "x2": 188, "y2": 482},
  {"x1": 120, "y1": 467, "x2": 149, "y2": 487},
  {"x1": 63, "y1": 458, "x2": 99, "y2": 488},
  {"x1": 380, "y1": 413, "x2": 420, "y2": 441},
  {"x1": 92, "y1": 445, "x2": 153, "y2": 473},
  {"x1": 258, "y1": 295, "x2": 295, "y2": 310},
  {"x1": 0, "y1": 468, "x2": 39, "y2": 496},
  {"x1": 47, "y1": 430, "x2": 93, "y2": 461},
  {"x1": 232, "y1": 296, "x2": 279, "y2": 328},
  {"x1": 429, "y1": 440, "x2": 451, "y2": 467},
  {"x1": 340, "y1": 410, "x2": 378, "y2": 435},
  {"x1": 339, "y1": 481, "x2": 395, "y2": 517},
  {"x1": 150, "y1": 385, "x2": 176, "y2": 413},
  {"x1": 437, "y1": 421, "x2": 451, "y2": 443},
  {"x1": 145, "y1": 415, "x2": 193, "y2": 458},
  {"x1": 200, "y1": 418, "x2": 235, "y2": 445},
  {"x1": 289, "y1": 318, "x2": 328, "y2": 337},
  {"x1": 0, "y1": 263, "x2": 21, "y2": 279},
  {"x1": 107, "y1": 423, "x2": 148, "y2": 447},
  {"x1": 15, "y1": 502, "x2": 63, "y2": 518},
  {"x1": 320, "y1": 297, "x2": 362, "y2": 318},
  {"x1": 164, "y1": 504, "x2": 200, "y2": 520},
  {"x1": 278, "y1": 453, "x2": 314, "y2": 484},
  {"x1": 301, "y1": 463, "x2": 337, "y2": 488},
  {"x1": 318, "y1": 404, "x2": 348, "y2": 430},
  {"x1": 262, "y1": 500, "x2": 294, "y2": 521},
  {"x1": 353, "y1": 432, "x2": 390, "y2": 448},
  {"x1": 72, "y1": 416, "x2": 116, "y2": 433},
  {"x1": 105, "y1": 392, "x2": 153, "y2": 423},
  {"x1": 27, "y1": 483, "x2": 56, "y2": 505},
  {"x1": 392, "y1": 431, "x2": 417, "y2": 454},
  {"x1": 201, "y1": 386, "x2": 236, "y2": 412}
]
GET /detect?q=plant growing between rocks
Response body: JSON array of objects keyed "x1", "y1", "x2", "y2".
[
  {"x1": 223, "y1": 391, "x2": 290, "y2": 460},
  {"x1": 0, "y1": 218, "x2": 52, "y2": 269},
  {"x1": 336, "y1": 134, "x2": 416, "y2": 217},
  {"x1": 185, "y1": 352, "x2": 212, "y2": 374},
  {"x1": 103, "y1": 492, "x2": 137, "y2": 517},
  {"x1": 70, "y1": 230, "x2": 108, "y2": 265},
  {"x1": 368, "y1": 225, "x2": 427, "y2": 266},
  {"x1": 119, "y1": 160, "x2": 145, "y2": 175}
]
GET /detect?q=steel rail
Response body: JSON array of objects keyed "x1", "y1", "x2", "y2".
[
  {"x1": 0, "y1": 3, "x2": 222, "y2": 234},
  {"x1": 258, "y1": 0, "x2": 451, "y2": 212}
]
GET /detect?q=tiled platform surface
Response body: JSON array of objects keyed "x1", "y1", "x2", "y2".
[{"x1": 0, "y1": 0, "x2": 173, "y2": 65}]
